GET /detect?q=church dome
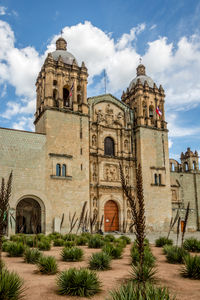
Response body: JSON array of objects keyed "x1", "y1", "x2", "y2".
[
  {"x1": 51, "y1": 37, "x2": 78, "y2": 65},
  {"x1": 129, "y1": 64, "x2": 155, "y2": 89}
]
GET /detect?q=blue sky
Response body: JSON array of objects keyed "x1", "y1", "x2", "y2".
[{"x1": 0, "y1": 0, "x2": 200, "y2": 161}]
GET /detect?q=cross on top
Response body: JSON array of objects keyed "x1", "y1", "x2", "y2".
[{"x1": 139, "y1": 57, "x2": 142, "y2": 64}]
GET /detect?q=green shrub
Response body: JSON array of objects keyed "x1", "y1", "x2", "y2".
[
  {"x1": 37, "y1": 255, "x2": 58, "y2": 274},
  {"x1": 63, "y1": 233, "x2": 77, "y2": 241},
  {"x1": 7, "y1": 242, "x2": 25, "y2": 257},
  {"x1": 10, "y1": 234, "x2": 25, "y2": 243},
  {"x1": 24, "y1": 248, "x2": 42, "y2": 264},
  {"x1": 53, "y1": 238, "x2": 64, "y2": 246},
  {"x1": 107, "y1": 282, "x2": 175, "y2": 300},
  {"x1": 38, "y1": 240, "x2": 51, "y2": 251},
  {"x1": 48, "y1": 232, "x2": 62, "y2": 240},
  {"x1": 2, "y1": 241, "x2": 12, "y2": 252},
  {"x1": 165, "y1": 246, "x2": 189, "y2": 264},
  {"x1": 181, "y1": 254, "x2": 200, "y2": 279},
  {"x1": 0, "y1": 268, "x2": 24, "y2": 300},
  {"x1": 89, "y1": 252, "x2": 111, "y2": 270},
  {"x1": 76, "y1": 236, "x2": 88, "y2": 246},
  {"x1": 61, "y1": 247, "x2": 83, "y2": 262},
  {"x1": 104, "y1": 234, "x2": 116, "y2": 242},
  {"x1": 57, "y1": 268, "x2": 101, "y2": 297},
  {"x1": 119, "y1": 235, "x2": 131, "y2": 245},
  {"x1": 25, "y1": 236, "x2": 34, "y2": 247},
  {"x1": 36, "y1": 233, "x2": 46, "y2": 241},
  {"x1": 88, "y1": 236, "x2": 104, "y2": 248},
  {"x1": 103, "y1": 243, "x2": 123, "y2": 259},
  {"x1": 183, "y1": 238, "x2": 200, "y2": 252},
  {"x1": 155, "y1": 237, "x2": 173, "y2": 247},
  {"x1": 114, "y1": 239, "x2": 127, "y2": 249},
  {"x1": 80, "y1": 232, "x2": 92, "y2": 240},
  {"x1": 131, "y1": 245, "x2": 155, "y2": 267},
  {"x1": 64, "y1": 241, "x2": 75, "y2": 248}
]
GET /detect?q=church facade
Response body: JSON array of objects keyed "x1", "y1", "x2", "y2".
[{"x1": 0, "y1": 37, "x2": 199, "y2": 235}]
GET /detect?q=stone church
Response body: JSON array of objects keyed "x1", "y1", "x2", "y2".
[{"x1": 0, "y1": 37, "x2": 199, "y2": 235}]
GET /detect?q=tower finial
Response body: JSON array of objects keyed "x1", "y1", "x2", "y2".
[
  {"x1": 139, "y1": 57, "x2": 142, "y2": 64},
  {"x1": 61, "y1": 29, "x2": 63, "y2": 37}
]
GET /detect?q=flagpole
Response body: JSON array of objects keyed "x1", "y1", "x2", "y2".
[{"x1": 104, "y1": 69, "x2": 107, "y2": 94}]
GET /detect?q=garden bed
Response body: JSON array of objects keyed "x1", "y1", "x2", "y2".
[{"x1": 2, "y1": 244, "x2": 200, "y2": 299}]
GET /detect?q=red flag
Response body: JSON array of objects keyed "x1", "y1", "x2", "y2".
[
  {"x1": 69, "y1": 82, "x2": 74, "y2": 97},
  {"x1": 156, "y1": 106, "x2": 162, "y2": 116}
]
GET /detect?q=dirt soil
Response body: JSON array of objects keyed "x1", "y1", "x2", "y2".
[{"x1": 2, "y1": 245, "x2": 200, "y2": 300}]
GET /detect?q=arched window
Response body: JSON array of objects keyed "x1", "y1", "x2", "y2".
[
  {"x1": 53, "y1": 89, "x2": 59, "y2": 107},
  {"x1": 56, "y1": 164, "x2": 61, "y2": 176},
  {"x1": 77, "y1": 94, "x2": 81, "y2": 104},
  {"x1": 158, "y1": 174, "x2": 162, "y2": 185},
  {"x1": 62, "y1": 164, "x2": 66, "y2": 177},
  {"x1": 149, "y1": 106, "x2": 154, "y2": 118},
  {"x1": 104, "y1": 137, "x2": 115, "y2": 156},
  {"x1": 184, "y1": 162, "x2": 188, "y2": 172},
  {"x1": 171, "y1": 163, "x2": 175, "y2": 172},
  {"x1": 63, "y1": 87, "x2": 69, "y2": 107},
  {"x1": 193, "y1": 161, "x2": 196, "y2": 170},
  {"x1": 154, "y1": 174, "x2": 158, "y2": 185}
]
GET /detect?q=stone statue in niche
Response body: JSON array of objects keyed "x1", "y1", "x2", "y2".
[
  {"x1": 93, "y1": 163, "x2": 97, "y2": 182},
  {"x1": 127, "y1": 210, "x2": 131, "y2": 219},
  {"x1": 104, "y1": 164, "x2": 118, "y2": 181},
  {"x1": 93, "y1": 197, "x2": 97, "y2": 207},
  {"x1": 105, "y1": 104, "x2": 114, "y2": 126},
  {"x1": 95, "y1": 109, "x2": 104, "y2": 123},
  {"x1": 172, "y1": 190, "x2": 177, "y2": 201},
  {"x1": 124, "y1": 139, "x2": 128, "y2": 151},
  {"x1": 93, "y1": 209, "x2": 98, "y2": 217},
  {"x1": 125, "y1": 166, "x2": 129, "y2": 182},
  {"x1": 115, "y1": 111, "x2": 123, "y2": 126},
  {"x1": 92, "y1": 135, "x2": 97, "y2": 147}
]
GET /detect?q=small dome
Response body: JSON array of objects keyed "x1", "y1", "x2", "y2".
[
  {"x1": 129, "y1": 64, "x2": 155, "y2": 89},
  {"x1": 51, "y1": 37, "x2": 78, "y2": 65}
]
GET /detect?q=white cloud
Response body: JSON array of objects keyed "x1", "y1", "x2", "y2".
[
  {"x1": 13, "y1": 116, "x2": 34, "y2": 131},
  {"x1": 168, "y1": 139, "x2": 173, "y2": 148},
  {"x1": 0, "y1": 6, "x2": 7, "y2": 15},
  {"x1": 167, "y1": 113, "x2": 200, "y2": 137},
  {"x1": 0, "y1": 20, "x2": 200, "y2": 136},
  {"x1": 150, "y1": 24, "x2": 157, "y2": 30}
]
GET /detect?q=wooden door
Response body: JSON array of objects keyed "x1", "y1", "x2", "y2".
[{"x1": 104, "y1": 200, "x2": 119, "y2": 232}]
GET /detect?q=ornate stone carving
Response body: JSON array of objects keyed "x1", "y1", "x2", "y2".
[
  {"x1": 104, "y1": 164, "x2": 118, "y2": 181},
  {"x1": 127, "y1": 210, "x2": 131, "y2": 219},
  {"x1": 125, "y1": 166, "x2": 129, "y2": 182},
  {"x1": 95, "y1": 104, "x2": 124, "y2": 127}
]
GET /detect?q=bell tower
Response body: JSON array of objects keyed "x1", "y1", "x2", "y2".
[
  {"x1": 35, "y1": 37, "x2": 88, "y2": 132},
  {"x1": 122, "y1": 63, "x2": 172, "y2": 231},
  {"x1": 33, "y1": 37, "x2": 90, "y2": 233}
]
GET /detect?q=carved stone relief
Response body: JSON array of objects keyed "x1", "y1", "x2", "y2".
[
  {"x1": 104, "y1": 164, "x2": 118, "y2": 182},
  {"x1": 127, "y1": 210, "x2": 131, "y2": 219},
  {"x1": 95, "y1": 104, "x2": 124, "y2": 127}
]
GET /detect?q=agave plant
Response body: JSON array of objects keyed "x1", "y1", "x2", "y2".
[
  {"x1": 89, "y1": 252, "x2": 111, "y2": 270},
  {"x1": 107, "y1": 282, "x2": 175, "y2": 300},
  {"x1": 0, "y1": 268, "x2": 25, "y2": 300},
  {"x1": 61, "y1": 247, "x2": 83, "y2": 262},
  {"x1": 37, "y1": 255, "x2": 58, "y2": 274},
  {"x1": 24, "y1": 248, "x2": 42, "y2": 264},
  {"x1": 181, "y1": 255, "x2": 200, "y2": 279},
  {"x1": 57, "y1": 268, "x2": 101, "y2": 297}
]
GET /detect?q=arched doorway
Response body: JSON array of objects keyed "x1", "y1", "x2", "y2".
[
  {"x1": 16, "y1": 198, "x2": 42, "y2": 234},
  {"x1": 104, "y1": 200, "x2": 119, "y2": 232}
]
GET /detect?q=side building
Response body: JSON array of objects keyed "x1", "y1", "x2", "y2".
[{"x1": 170, "y1": 148, "x2": 200, "y2": 231}]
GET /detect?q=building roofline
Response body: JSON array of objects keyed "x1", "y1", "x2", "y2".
[{"x1": 0, "y1": 126, "x2": 46, "y2": 135}]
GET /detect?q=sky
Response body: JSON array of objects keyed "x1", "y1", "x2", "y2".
[{"x1": 0, "y1": 0, "x2": 200, "y2": 161}]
